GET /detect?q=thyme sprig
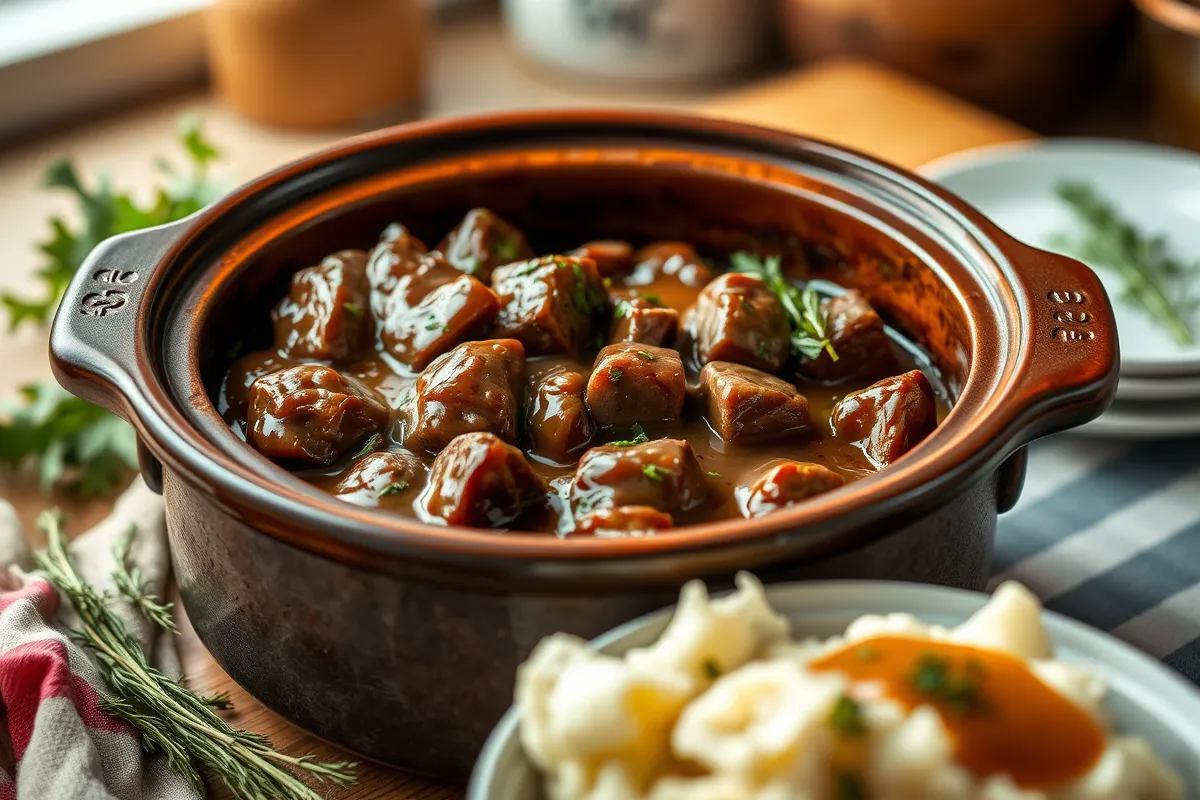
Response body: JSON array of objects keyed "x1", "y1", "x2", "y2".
[
  {"x1": 34, "y1": 511, "x2": 357, "y2": 800},
  {"x1": 730, "y1": 252, "x2": 838, "y2": 361}
]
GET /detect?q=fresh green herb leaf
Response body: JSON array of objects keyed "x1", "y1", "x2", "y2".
[
  {"x1": 828, "y1": 695, "x2": 867, "y2": 738},
  {"x1": 353, "y1": 433, "x2": 383, "y2": 459},
  {"x1": 492, "y1": 235, "x2": 520, "y2": 262},
  {"x1": 36, "y1": 512, "x2": 356, "y2": 800},
  {"x1": 342, "y1": 301, "x2": 363, "y2": 318},
  {"x1": 702, "y1": 658, "x2": 721, "y2": 679},
  {"x1": 613, "y1": 299, "x2": 629, "y2": 319},
  {"x1": 0, "y1": 382, "x2": 138, "y2": 496},
  {"x1": 424, "y1": 321, "x2": 442, "y2": 331},
  {"x1": 635, "y1": 350, "x2": 656, "y2": 361},
  {"x1": 909, "y1": 653, "x2": 985, "y2": 716},
  {"x1": 513, "y1": 261, "x2": 541, "y2": 278},
  {"x1": 609, "y1": 367, "x2": 624, "y2": 384},
  {"x1": 730, "y1": 251, "x2": 839, "y2": 363},
  {"x1": 642, "y1": 293, "x2": 662, "y2": 305},
  {"x1": 642, "y1": 464, "x2": 672, "y2": 482},
  {"x1": 1054, "y1": 181, "x2": 1197, "y2": 345},
  {"x1": 609, "y1": 423, "x2": 648, "y2": 448},
  {"x1": 378, "y1": 481, "x2": 409, "y2": 497}
]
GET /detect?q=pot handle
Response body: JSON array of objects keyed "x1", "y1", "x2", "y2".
[
  {"x1": 1003, "y1": 240, "x2": 1120, "y2": 442},
  {"x1": 48, "y1": 219, "x2": 192, "y2": 491}
]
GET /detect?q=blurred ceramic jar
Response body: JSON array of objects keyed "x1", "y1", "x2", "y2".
[
  {"x1": 503, "y1": 0, "x2": 772, "y2": 85},
  {"x1": 206, "y1": 0, "x2": 427, "y2": 128},
  {"x1": 778, "y1": 0, "x2": 1133, "y2": 126}
]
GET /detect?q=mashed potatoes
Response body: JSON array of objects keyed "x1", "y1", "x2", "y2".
[{"x1": 515, "y1": 574, "x2": 1183, "y2": 800}]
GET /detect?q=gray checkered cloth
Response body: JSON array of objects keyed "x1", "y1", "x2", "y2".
[{"x1": 993, "y1": 434, "x2": 1200, "y2": 684}]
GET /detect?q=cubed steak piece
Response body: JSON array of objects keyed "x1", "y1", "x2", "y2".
[
  {"x1": 799, "y1": 290, "x2": 897, "y2": 383},
  {"x1": 220, "y1": 350, "x2": 296, "y2": 424},
  {"x1": 611, "y1": 298, "x2": 679, "y2": 348},
  {"x1": 585, "y1": 343, "x2": 686, "y2": 426},
  {"x1": 569, "y1": 439, "x2": 709, "y2": 516},
  {"x1": 365, "y1": 223, "x2": 443, "y2": 317},
  {"x1": 572, "y1": 240, "x2": 634, "y2": 278},
  {"x1": 380, "y1": 274, "x2": 501, "y2": 370},
  {"x1": 417, "y1": 432, "x2": 546, "y2": 528},
  {"x1": 247, "y1": 365, "x2": 389, "y2": 467},
  {"x1": 334, "y1": 450, "x2": 427, "y2": 507},
  {"x1": 831, "y1": 370, "x2": 938, "y2": 467},
  {"x1": 272, "y1": 250, "x2": 371, "y2": 361},
  {"x1": 491, "y1": 255, "x2": 606, "y2": 357},
  {"x1": 573, "y1": 506, "x2": 674, "y2": 537},
  {"x1": 628, "y1": 242, "x2": 714, "y2": 288},
  {"x1": 687, "y1": 273, "x2": 789, "y2": 372},
  {"x1": 437, "y1": 208, "x2": 533, "y2": 283},
  {"x1": 528, "y1": 366, "x2": 592, "y2": 465},
  {"x1": 743, "y1": 461, "x2": 845, "y2": 518},
  {"x1": 700, "y1": 362, "x2": 814, "y2": 442},
  {"x1": 404, "y1": 339, "x2": 525, "y2": 454}
]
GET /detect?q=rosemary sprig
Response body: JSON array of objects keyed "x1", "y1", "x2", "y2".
[
  {"x1": 1054, "y1": 181, "x2": 1198, "y2": 346},
  {"x1": 33, "y1": 511, "x2": 357, "y2": 800},
  {"x1": 730, "y1": 252, "x2": 838, "y2": 362}
]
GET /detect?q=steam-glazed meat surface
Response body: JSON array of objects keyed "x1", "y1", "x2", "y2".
[
  {"x1": 700, "y1": 362, "x2": 813, "y2": 442},
  {"x1": 224, "y1": 212, "x2": 948, "y2": 536},
  {"x1": 247, "y1": 365, "x2": 388, "y2": 467},
  {"x1": 832, "y1": 370, "x2": 938, "y2": 467},
  {"x1": 417, "y1": 432, "x2": 546, "y2": 528}
]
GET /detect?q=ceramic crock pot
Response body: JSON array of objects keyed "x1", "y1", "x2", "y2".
[{"x1": 48, "y1": 111, "x2": 1118, "y2": 777}]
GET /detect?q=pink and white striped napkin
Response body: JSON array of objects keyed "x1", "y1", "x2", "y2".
[{"x1": 0, "y1": 479, "x2": 200, "y2": 800}]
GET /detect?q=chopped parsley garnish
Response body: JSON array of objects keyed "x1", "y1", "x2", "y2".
[
  {"x1": 910, "y1": 653, "x2": 986, "y2": 716},
  {"x1": 609, "y1": 423, "x2": 648, "y2": 448},
  {"x1": 378, "y1": 480, "x2": 409, "y2": 497},
  {"x1": 635, "y1": 350, "x2": 656, "y2": 361},
  {"x1": 609, "y1": 367, "x2": 624, "y2": 385},
  {"x1": 424, "y1": 321, "x2": 442, "y2": 331},
  {"x1": 828, "y1": 695, "x2": 867, "y2": 738},
  {"x1": 512, "y1": 261, "x2": 541, "y2": 278},
  {"x1": 706, "y1": 470, "x2": 721, "y2": 477},
  {"x1": 492, "y1": 235, "x2": 520, "y2": 262},
  {"x1": 642, "y1": 293, "x2": 662, "y2": 305},
  {"x1": 834, "y1": 771, "x2": 866, "y2": 800},
  {"x1": 354, "y1": 433, "x2": 383, "y2": 459},
  {"x1": 701, "y1": 658, "x2": 721, "y2": 679},
  {"x1": 739, "y1": 295, "x2": 757, "y2": 315},
  {"x1": 397, "y1": 388, "x2": 415, "y2": 408},
  {"x1": 342, "y1": 301, "x2": 363, "y2": 318},
  {"x1": 642, "y1": 464, "x2": 672, "y2": 482},
  {"x1": 570, "y1": 263, "x2": 593, "y2": 314},
  {"x1": 613, "y1": 300, "x2": 629, "y2": 319}
]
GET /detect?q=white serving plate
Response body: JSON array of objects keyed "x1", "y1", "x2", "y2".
[
  {"x1": 923, "y1": 139, "x2": 1200, "y2": 379},
  {"x1": 469, "y1": 580, "x2": 1200, "y2": 800},
  {"x1": 1117, "y1": 373, "x2": 1200, "y2": 403},
  {"x1": 1075, "y1": 397, "x2": 1200, "y2": 439}
]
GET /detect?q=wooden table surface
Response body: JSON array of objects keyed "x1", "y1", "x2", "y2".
[{"x1": 0, "y1": 8, "x2": 1031, "y2": 799}]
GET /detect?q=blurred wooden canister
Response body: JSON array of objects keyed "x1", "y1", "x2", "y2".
[{"x1": 205, "y1": 0, "x2": 426, "y2": 128}]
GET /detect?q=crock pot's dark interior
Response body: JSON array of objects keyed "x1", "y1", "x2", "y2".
[{"x1": 188, "y1": 160, "x2": 973, "y2": 412}]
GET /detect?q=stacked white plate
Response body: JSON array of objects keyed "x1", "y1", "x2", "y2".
[{"x1": 924, "y1": 139, "x2": 1200, "y2": 439}]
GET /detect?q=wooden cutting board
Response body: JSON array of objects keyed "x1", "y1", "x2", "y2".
[{"x1": 0, "y1": 53, "x2": 1031, "y2": 800}]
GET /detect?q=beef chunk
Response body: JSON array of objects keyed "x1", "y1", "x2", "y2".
[
  {"x1": 334, "y1": 450, "x2": 426, "y2": 507},
  {"x1": 628, "y1": 242, "x2": 714, "y2": 288},
  {"x1": 611, "y1": 298, "x2": 679, "y2": 348},
  {"x1": 417, "y1": 432, "x2": 545, "y2": 528},
  {"x1": 220, "y1": 350, "x2": 297, "y2": 424},
  {"x1": 572, "y1": 240, "x2": 634, "y2": 278},
  {"x1": 687, "y1": 273, "x2": 789, "y2": 372},
  {"x1": 365, "y1": 223, "x2": 439, "y2": 316},
  {"x1": 569, "y1": 439, "x2": 709, "y2": 516},
  {"x1": 700, "y1": 362, "x2": 813, "y2": 442},
  {"x1": 799, "y1": 290, "x2": 897, "y2": 383},
  {"x1": 404, "y1": 339, "x2": 525, "y2": 454},
  {"x1": 743, "y1": 461, "x2": 845, "y2": 518},
  {"x1": 585, "y1": 343, "x2": 686, "y2": 426},
  {"x1": 380, "y1": 274, "x2": 501, "y2": 371},
  {"x1": 573, "y1": 506, "x2": 673, "y2": 537},
  {"x1": 491, "y1": 255, "x2": 606, "y2": 357},
  {"x1": 272, "y1": 250, "x2": 370, "y2": 361},
  {"x1": 247, "y1": 365, "x2": 389, "y2": 467},
  {"x1": 528, "y1": 366, "x2": 592, "y2": 465},
  {"x1": 831, "y1": 370, "x2": 937, "y2": 467},
  {"x1": 437, "y1": 208, "x2": 533, "y2": 283}
]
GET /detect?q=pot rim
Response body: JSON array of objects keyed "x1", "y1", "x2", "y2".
[{"x1": 50, "y1": 110, "x2": 1118, "y2": 582}]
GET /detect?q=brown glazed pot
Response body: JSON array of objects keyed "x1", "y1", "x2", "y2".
[{"x1": 49, "y1": 111, "x2": 1118, "y2": 777}]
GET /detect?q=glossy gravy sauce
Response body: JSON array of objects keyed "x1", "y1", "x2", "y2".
[
  {"x1": 225, "y1": 266, "x2": 949, "y2": 534},
  {"x1": 811, "y1": 636, "x2": 1107, "y2": 789}
]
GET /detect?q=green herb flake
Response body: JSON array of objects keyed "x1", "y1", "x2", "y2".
[
  {"x1": 613, "y1": 300, "x2": 629, "y2": 319},
  {"x1": 855, "y1": 645, "x2": 880, "y2": 662},
  {"x1": 353, "y1": 433, "x2": 383, "y2": 459},
  {"x1": 635, "y1": 350, "x2": 656, "y2": 361},
  {"x1": 492, "y1": 235, "x2": 520, "y2": 262},
  {"x1": 459, "y1": 255, "x2": 481, "y2": 275},
  {"x1": 513, "y1": 261, "x2": 541, "y2": 278},
  {"x1": 756, "y1": 339, "x2": 770, "y2": 359},
  {"x1": 642, "y1": 464, "x2": 672, "y2": 482},
  {"x1": 609, "y1": 423, "x2": 648, "y2": 448},
  {"x1": 342, "y1": 301, "x2": 363, "y2": 318},
  {"x1": 601, "y1": 277, "x2": 613, "y2": 288},
  {"x1": 378, "y1": 480, "x2": 410, "y2": 497},
  {"x1": 643, "y1": 293, "x2": 662, "y2": 305},
  {"x1": 706, "y1": 470, "x2": 721, "y2": 478},
  {"x1": 701, "y1": 658, "x2": 721, "y2": 679},
  {"x1": 424, "y1": 321, "x2": 442, "y2": 331},
  {"x1": 730, "y1": 251, "x2": 839, "y2": 363},
  {"x1": 828, "y1": 695, "x2": 867, "y2": 738},
  {"x1": 909, "y1": 652, "x2": 985, "y2": 717},
  {"x1": 609, "y1": 367, "x2": 624, "y2": 385}
]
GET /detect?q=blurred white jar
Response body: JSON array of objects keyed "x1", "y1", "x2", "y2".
[{"x1": 502, "y1": 0, "x2": 772, "y2": 84}]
